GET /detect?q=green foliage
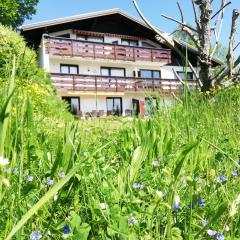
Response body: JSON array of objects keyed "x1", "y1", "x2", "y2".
[
  {"x1": 0, "y1": 24, "x2": 71, "y2": 120},
  {"x1": 0, "y1": 0, "x2": 39, "y2": 28}
]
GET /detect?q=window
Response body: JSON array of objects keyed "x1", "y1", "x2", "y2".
[
  {"x1": 140, "y1": 70, "x2": 161, "y2": 79},
  {"x1": 121, "y1": 39, "x2": 138, "y2": 46},
  {"x1": 142, "y1": 42, "x2": 156, "y2": 48},
  {"x1": 57, "y1": 34, "x2": 70, "y2": 38},
  {"x1": 101, "y1": 67, "x2": 125, "y2": 77},
  {"x1": 176, "y1": 71, "x2": 194, "y2": 80},
  {"x1": 76, "y1": 35, "x2": 104, "y2": 43},
  {"x1": 60, "y1": 64, "x2": 79, "y2": 74},
  {"x1": 106, "y1": 97, "x2": 122, "y2": 116},
  {"x1": 62, "y1": 97, "x2": 80, "y2": 115}
]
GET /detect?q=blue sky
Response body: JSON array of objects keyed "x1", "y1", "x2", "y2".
[{"x1": 25, "y1": 0, "x2": 240, "y2": 46}]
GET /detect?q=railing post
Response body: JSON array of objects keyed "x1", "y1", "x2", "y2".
[
  {"x1": 71, "y1": 40, "x2": 74, "y2": 57},
  {"x1": 93, "y1": 43, "x2": 96, "y2": 59},
  {"x1": 151, "y1": 49, "x2": 154, "y2": 62},
  {"x1": 95, "y1": 76, "x2": 97, "y2": 92},
  {"x1": 72, "y1": 75, "x2": 75, "y2": 91},
  {"x1": 133, "y1": 47, "x2": 136, "y2": 62},
  {"x1": 116, "y1": 79, "x2": 118, "y2": 92},
  {"x1": 152, "y1": 79, "x2": 155, "y2": 92},
  {"x1": 114, "y1": 45, "x2": 117, "y2": 60}
]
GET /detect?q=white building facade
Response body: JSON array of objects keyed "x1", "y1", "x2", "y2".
[{"x1": 22, "y1": 9, "x2": 205, "y2": 117}]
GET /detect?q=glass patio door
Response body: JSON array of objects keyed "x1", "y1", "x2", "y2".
[{"x1": 106, "y1": 97, "x2": 122, "y2": 116}]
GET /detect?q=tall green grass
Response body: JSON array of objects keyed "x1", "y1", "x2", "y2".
[{"x1": 0, "y1": 63, "x2": 240, "y2": 239}]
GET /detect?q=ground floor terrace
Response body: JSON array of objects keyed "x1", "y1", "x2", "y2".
[{"x1": 60, "y1": 92, "x2": 175, "y2": 118}]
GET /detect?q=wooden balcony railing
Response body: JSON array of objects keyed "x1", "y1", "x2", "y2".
[
  {"x1": 44, "y1": 36, "x2": 172, "y2": 64},
  {"x1": 51, "y1": 73, "x2": 197, "y2": 93}
]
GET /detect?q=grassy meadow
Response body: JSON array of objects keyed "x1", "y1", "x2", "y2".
[{"x1": 1, "y1": 25, "x2": 240, "y2": 240}]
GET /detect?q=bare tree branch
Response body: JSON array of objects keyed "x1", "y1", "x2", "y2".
[
  {"x1": 132, "y1": 0, "x2": 203, "y2": 88},
  {"x1": 227, "y1": 9, "x2": 240, "y2": 78},
  {"x1": 211, "y1": 1, "x2": 231, "y2": 19}
]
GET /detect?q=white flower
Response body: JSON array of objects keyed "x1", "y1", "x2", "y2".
[
  {"x1": 29, "y1": 231, "x2": 42, "y2": 240},
  {"x1": 100, "y1": 203, "x2": 108, "y2": 210},
  {"x1": 156, "y1": 190, "x2": 164, "y2": 198},
  {"x1": 0, "y1": 156, "x2": 9, "y2": 166},
  {"x1": 225, "y1": 225, "x2": 230, "y2": 232},
  {"x1": 2, "y1": 178, "x2": 10, "y2": 187},
  {"x1": 152, "y1": 159, "x2": 159, "y2": 167}
]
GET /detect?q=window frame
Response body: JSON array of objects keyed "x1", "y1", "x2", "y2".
[
  {"x1": 62, "y1": 96, "x2": 80, "y2": 115},
  {"x1": 60, "y1": 64, "x2": 79, "y2": 75},
  {"x1": 101, "y1": 67, "x2": 126, "y2": 77},
  {"x1": 106, "y1": 97, "x2": 123, "y2": 116},
  {"x1": 176, "y1": 71, "x2": 194, "y2": 80},
  {"x1": 121, "y1": 39, "x2": 139, "y2": 46},
  {"x1": 139, "y1": 69, "x2": 161, "y2": 79},
  {"x1": 76, "y1": 35, "x2": 104, "y2": 43}
]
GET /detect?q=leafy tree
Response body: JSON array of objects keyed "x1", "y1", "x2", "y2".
[{"x1": 0, "y1": 0, "x2": 39, "y2": 28}]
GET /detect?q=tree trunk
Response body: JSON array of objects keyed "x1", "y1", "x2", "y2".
[{"x1": 195, "y1": 0, "x2": 213, "y2": 91}]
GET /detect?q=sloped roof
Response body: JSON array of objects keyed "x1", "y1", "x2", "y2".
[
  {"x1": 21, "y1": 8, "x2": 223, "y2": 65},
  {"x1": 21, "y1": 8, "x2": 147, "y2": 31}
]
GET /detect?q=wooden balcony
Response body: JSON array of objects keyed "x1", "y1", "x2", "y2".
[
  {"x1": 51, "y1": 73, "x2": 197, "y2": 94},
  {"x1": 45, "y1": 36, "x2": 172, "y2": 64}
]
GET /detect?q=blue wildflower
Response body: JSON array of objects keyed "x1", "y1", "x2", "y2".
[
  {"x1": 217, "y1": 175, "x2": 228, "y2": 183},
  {"x1": 132, "y1": 183, "x2": 145, "y2": 189},
  {"x1": 199, "y1": 200, "x2": 204, "y2": 207},
  {"x1": 62, "y1": 225, "x2": 71, "y2": 234},
  {"x1": 47, "y1": 178, "x2": 54, "y2": 186},
  {"x1": 13, "y1": 167, "x2": 18, "y2": 174},
  {"x1": 173, "y1": 203, "x2": 181, "y2": 211},
  {"x1": 27, "y1": 175, "x2": 34, "y2": 182},
  {"x1": 29, "y1": 231, "x2": 42, "y2": 240},
  {"x1": 128, "y1": 217, "x2": 138, "y2": 224},
  {"x1": 238, "y1": 161, "x2": 240, "y2": 167},
  {"x1": 216, "y1": 233, "x2": 224, "y2": 240},
  {"x1": 232, "y1": 170, "x2": 238, "y2": 177},
  {"x1": 207, "y1": 229, "x2": 217, "y2": 236},
  {"x1": 59, "y1": 171, "x2": 65, "y2": 178}
]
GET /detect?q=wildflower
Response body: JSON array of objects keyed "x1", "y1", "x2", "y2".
[
  {"x1": 201, "y1": 219, "x2": 207, "y2": 227},
  {"x1": 238, "y1": 161, "x2": 240, "y2": 167},
  {"x1": 198, "y1": 200, "x2": 204, "y2": 207},
  {"x1": 27, "y1": 176, "x2": 34, "y2": 182},
  {"x1": 13, "y1": 167, "x2": 18, "y2": 174},
  {"x1": 5, "y1": 168, "x2": 11, "y2": 173},
  {"x1": 29, "y1": 231, "x2": 42, "y2": 240},
  {"x1": 62, "y1": 225, "x2": 71, "y2": 234},
  {"x1": 100, "y1": 203, "x2": 108, "y2": 210},
  {"x1": 2, "y1": 178, "x2": 10, "y2": 187},
  {"x1": 59, "y1": 171, "x2": 65, "y2": 178},
  {"x1": 128, "y1": 217, "x2": 138, "y2": 224},
  {"x1": 156, "y1": 190, "x2": 164, "y2": 198},
  {"x1": 217, "y1": 175, "x2": 228, "y2": 183},
  {"x1": 225, "y1": 225, "x2": 230, "y2": 232},
  {"x1": 152, "y1": 159, "x2": 159, "y2": 167},
  {"x1": 173, "y1": 203, "x2": 181, "y2": 211},
  {"x1": 47, "y1": 178, "x2": 54, "y2": 186},
  {"x1": 232, "y1": 170, "x2": 238, "y2": 177},
  {"x1": 0, "y1": 156, "x2": 9, "y2": 166},
  {"x1": 207, "y1": 229, "x2": 217, "y2": 236},
  {"x1": 216, "y1": 233, "x2": 224, "y2": 240},
  {"x1": 195, "y1": 176, "x2": 200, "y2": 182},
  {"x1": 132, "y1": 183, "x2": 145, "y2": 189},
  {"x1": 47, "y1": 230, "x2": 51, "y2": 236}
]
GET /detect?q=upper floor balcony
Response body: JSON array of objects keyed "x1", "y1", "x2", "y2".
[
  {"x1": 44, "y1": 36, "x2": 172, "y2": 64},
  {"x1": 51, "y1": 73, "x2": 197, "y2": 94}
]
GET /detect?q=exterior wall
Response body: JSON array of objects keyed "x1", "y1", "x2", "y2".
[{"x1": 48, "y1": 29, "x2": 161, "y2": 48}]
